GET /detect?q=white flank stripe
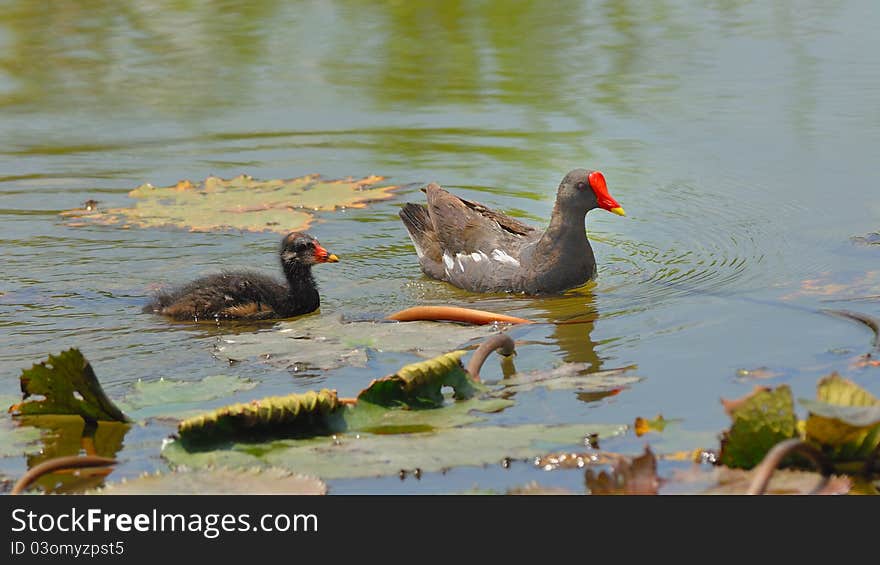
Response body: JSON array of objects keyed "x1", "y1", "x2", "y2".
[
  {"x1": 443, "y1": 253, "x2": 454, "y2": 270},
  {"x1": 490, "y1": 249, "x2": 520, "y2": 267}
]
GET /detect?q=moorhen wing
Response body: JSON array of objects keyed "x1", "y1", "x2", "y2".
[
  {"x1": 399, "y1": 169, "x2": 624, "y2": 294},
  {"x1": 145, "y1": 231, "x2": 339, "y2": 321}
]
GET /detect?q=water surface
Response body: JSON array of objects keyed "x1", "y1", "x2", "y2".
[{"x1": 1, "y1": 1, "x2": 878, "y2": 493}]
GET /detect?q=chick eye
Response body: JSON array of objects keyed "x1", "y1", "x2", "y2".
[
  {"x1": 576, "y1": 181, "x2": 588, "y2": 191},
  {"x1": 294, "y1": 241, "x2": 310, "y2": 252}
]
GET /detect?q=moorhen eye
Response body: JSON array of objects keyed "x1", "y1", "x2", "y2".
[{"x1": 399, "y1": 168, "x2": 625, "y2": 294}]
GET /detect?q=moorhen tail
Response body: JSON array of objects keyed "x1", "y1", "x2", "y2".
[
  {"x1": 399, "y1": 169, "x2": 625, "y2": 294},
  {"x1": 144, "y1": 231, "x2": 339, "y2": 321}
]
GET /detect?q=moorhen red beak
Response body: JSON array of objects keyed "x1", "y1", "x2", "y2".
[
  {"x1": 589, "y1": 170, "x2": 626, "y2": 216},
  {"x1": 313, "y1": 243, "x2": 339, "y2": 263},
  {"x1": 399, "y1": 168, "x2": 625, "y2": 294}
]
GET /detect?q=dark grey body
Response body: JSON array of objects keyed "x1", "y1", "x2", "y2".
[
  {"x1": 144, "y1": 232, "x2": 329, "y2": 320},
  {"x1": 399, "y1": 170, "x2": 604, "y2": 295}
]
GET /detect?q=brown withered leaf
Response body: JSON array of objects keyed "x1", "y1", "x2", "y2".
[
  {"x1": 682, "y1": 467, "x2": 851, "y2": 495},
  {"x1": 585, "y1": 446, "x2": 660, "y2": 495},
  {"x1": 783, "y1": 270, "x2": 880, "y2": 300}
]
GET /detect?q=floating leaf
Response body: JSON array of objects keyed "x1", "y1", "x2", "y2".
[
  {"x1": 117, "y1": 375, "x2": 257, "y2": 421},
  {"x1": 0, "y1": 419, "x2": 42, "y2": 457},
  {"x1": 734, "y1": 366, "x2": 784, "y2": 381},
  {"x1": 163, "y1": 423, "x2": 626, "y2": 480},
  {"x1": 507, "y1": 483, "x2": 576, "y2": 495},
  {"x1": 496, "y1": 364, "x2": 641, "y2": 395},
  {"x1": 213, "y1": 316, "x2": 500, "y2": 371},
  {"x1": 177, "y1": 389, "x2": 345, "y2": 445},
  {"x1": 634, "y1": 414, "x2": 678, "y2": 437},
  {"x1": 585, "y1": 446, "x2": 661, "y2": 495},
  {"x1": 92, "y1": 467, "x2": 326, "y2": 495},
  {"x1": 802, "y1": 373, "x2": 880, "y2": 462},
  {"x1": 784, "y1": 270, "x2": 880, "y2": 300},
  {"x1": 851, "y1": 232, "x2": 880, "y2": 246},
  {"x1": 850, "y1": 353, "x2": 880, "y2": 369},
  {"x1": 60, "y1": 174, "x2": 401, "y2": 234},
  {"x1": 718, "y1": 386, "x2": 798, "y2": 469},
  {"x1": 357, "y1": 350, "x2": 480, "y2": 408},
  {"x1": 10, "y1": 349, "x2": 129, "y2": 422},
  {"x1": 669, "y1": 466, "x2": 851, "y2": 495},
  {"x1": 177, "y1": 387, "x2": 512, "y2": 445},
  {"x1": 343, "y1": 396, "x2": 513, "y2": 434}
]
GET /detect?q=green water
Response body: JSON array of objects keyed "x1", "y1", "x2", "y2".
[{"x1": 1, "y1": 1, "x2": 878, "y2": 494}]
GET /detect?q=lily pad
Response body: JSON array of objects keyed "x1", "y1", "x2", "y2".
[
  {"x1": 178, "y1": 389, "x2": 345, "y2": 445},
  {"x1": 718, "y1": 386, "x2": 799, "y2": 469},
  {"x1": 357, "y1": 350, "x2": 481, "y2": 407},
  {"x1": 117, "y1": 375, "x2": 257, "y2": 421},
  {"x1": 10, "y1": 349, "x2": 129, "y2": 422},
  {"x1": 0, "y1": 419, "x2": 42, "y2": 457},
  {"x1": 342, "y1": 396, "x2": 513, "y2": 434},
  {"x1": 496, "y1": 364, "x2": 641, "y2": 395},
  {"x1": 692, "y1": 467, "x2": 851, "y2": 495},
  {"x1": 634, "y1": 414, "x2": 677, "y2": 437},
  {"x1": 214, "y1": 316, "x2": 501, "y2": 371},
  {"x1": 60, "y1": 174, "x2": 400, "y2": 234},
  {"x1": 507, "y1": 483, "x2": 576, "y2": 495},
  {"x1": 802, "y1": 373, "x2": 880, "y2": 461},
  {"x1": 163, "y1": 423, "x2": 626, "y2": 480},
  {"x1": 176, "y1": 346, "x2": 511, "y2": 445},
  {"x1": 92, "y1": 467, "x2": 326, "y2": 495}
]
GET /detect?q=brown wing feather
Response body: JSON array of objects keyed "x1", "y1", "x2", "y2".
[
  {"x1": 423, "y1": 183, "x2": 535, "y2": 253},
  {"x1": 455, "y1": 196, "x2": 536, "y2": 237}
]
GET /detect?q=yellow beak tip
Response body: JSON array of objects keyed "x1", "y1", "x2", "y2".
[
  {"x1": 326, "y1": 254, "x2": 339, "y2": 263},
  {"x1": 610, "y1": 207, "x2": 626, "y2": 217}
]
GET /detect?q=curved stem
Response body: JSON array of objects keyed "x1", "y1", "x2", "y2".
[
  {"x1": 746, "y1": 439, "x2": 831, "y2": 495},
  {"x1": 466, "y1": 334, "x2": 516, "y2": 382},
  {"x1": 822, "y1": 309, "x2": 880, "y2": 351},
  {"x1": 11, "y1": 455, "x2": 117, "y2": 495},
  {"x1": 386, "y1": 306, "x2": 532, "y2": 325}
]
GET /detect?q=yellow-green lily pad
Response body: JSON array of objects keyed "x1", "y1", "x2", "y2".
[
  {"x1": 60, "y1": 173, "x2": 401, "y2": 234},
  {"x1": 718, "y1": 386, "x2": 799, "y2": 469},
  {"x1": 116, "y1": 375, "x2": 257, "y2": 421},
  {"x1": 162, "y1": 423, "x2": 626, "y2": 480},
  {"x1": 0, "y1": 418, "x2": 43, "y2": 458},
  {"x1": 357, "y1": 350, "x2": 482, "y2": 407},
  {"x1": 802, "y1": 373, "x2": 880, "y2": 461}
]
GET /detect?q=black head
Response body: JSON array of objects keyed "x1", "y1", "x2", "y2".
[
  {"x1": 280, "y1": 232, "x2": 339, "y2": 267},
  {"x1": 555, "y1": 169, "x2": 626, "y2": 216}
]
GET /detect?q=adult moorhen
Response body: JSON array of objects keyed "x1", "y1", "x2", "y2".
[
  {"x1": 399, "y1": 169, "x2": 625, "y2": 294},
  {"x1": 144, "y1": 231, "x2": 339, "y2": 321}
]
